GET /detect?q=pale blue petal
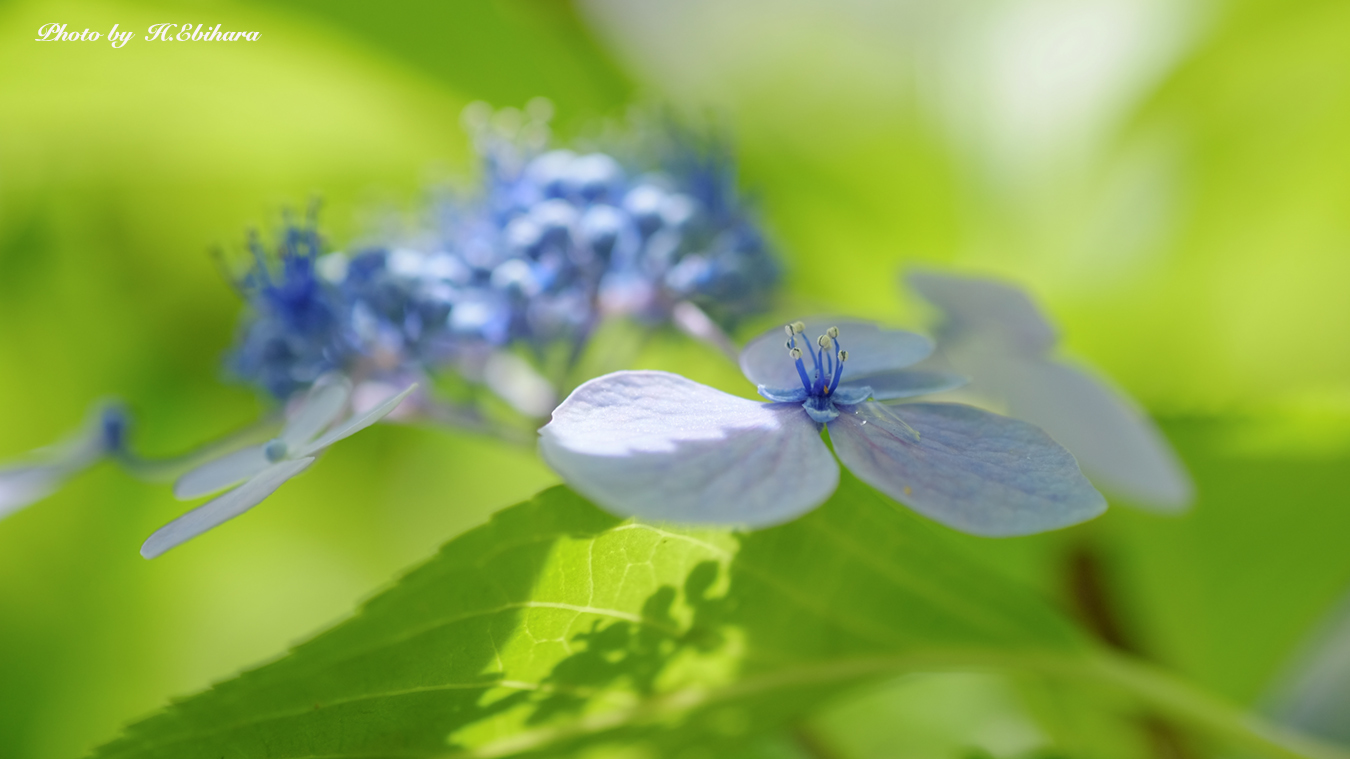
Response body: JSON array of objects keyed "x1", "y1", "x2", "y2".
[
  {"x1": 830, "y1": 402, "x2": 1106, "y2": 536},
  {"x1": 0, "y1": 465, "x2": 65, "y2": 519},
  {"x1": 539, "y1": 371, "x2": 838, "y2": 527},
  {"x1": 906, "y1": 271, "x2": 1057, "y2": 355},
  {"x1": 281, "y1": 374, "x2": 352, "y2": 447},
  {"x1": 983, "y1": 358, "x2": 1193, "y2": 511},
  {"x1": 1266, "y1": 592, "x2": 1350, "y2": 743},
  {"x1": 757, "y1": 385, "x2": 808, "y2": 403},
  {"x1": 0, "y1": 415, "x2": 108, "y2": 518},
  {"x1": 740, "y1": 318, "x2": 934, "y2": 389},
  {"x1": 829, "y1": 385, "x2": 872, "y2": 406},
  {"x1": 172, "y1": 444, "x2": 270, "y2": 500},
  {"x1": 141, "y1": 458, "x2": 315, "y2": 559},
  {"x1": 840, "y1": 370, "x2": 967, "y2": 401},
  {"x1": 295, "y1": 383, "x2": 417, "y2": 457}
]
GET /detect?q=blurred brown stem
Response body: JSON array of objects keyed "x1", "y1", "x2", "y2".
[
  {"x1": 792, "y1": 723, "x2": 845, "y2": 759},
  {"x1": 1067, "y1": 544, "x2": 1198, "y2": 759}
]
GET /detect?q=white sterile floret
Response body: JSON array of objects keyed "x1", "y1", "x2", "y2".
[
  {"x1": 539, "y1": 319, "x2": 1107, "y2": 537},
  {"x1": 142, "y1": 374, "x2": 416, "y2": 559},
  {"x1": 906, "y1": 270, "x2": 1193, "y2": 511},
  {"x1": 0, "y1": 402, "x2": 124, "y2": 520}
]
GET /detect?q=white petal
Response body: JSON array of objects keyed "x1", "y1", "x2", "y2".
[
  {"x1": 141, "y1": 458, "x2": 315, "y2": 559},
  {"x1": 982, "y1": 358, "x2": 1193, "y2": 511},
  {"x1": 831, "y1": 402, "x2": 1106, "y2": 537},
  {"x1": 907, "y1": 270, "x2": 1058, "y2": 355},
  {"x1": 740, "y1": 318, "x2": 933, "y2": 390},
  {"x1": 172, "y1": 444, "x2": 270, "y2": 500},
  {"x1": 0, "y1": 466, "x2": 65, "y2": 519},
  {"x1": 840, "y1": 369, "x2": 968, "y2": 401},
  {"x1": 539, "y1": 371, "x2": 838, "y2": 527},
  {"x1": 295, "y1": 383, "x2": 417, "y2": 457},
  {"x1": 0, "y1": 411, "x2": 111, "y2": 518},
  {"x1": 281, "y1": 374, "x2": 353, "y2": 448},
  {"x1": 1266, "y1": 593, "x2": 1350, "y2": 741}
]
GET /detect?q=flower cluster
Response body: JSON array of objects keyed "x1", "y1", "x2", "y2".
[
  {"x1": 5, "y1": 105, "x2": 1163, "y2": 560},
  {"x1": 229, "y1": 103, "x2": 779, "y2": 419},
  {"x1": 0, "y1": 103, "x2": 785, "y2": 557}
]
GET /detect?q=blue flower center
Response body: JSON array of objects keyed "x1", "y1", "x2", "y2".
[
  {"x1": 99, "y1": 406, "x2": 128, "y2": 454},
  {"x1": 784, "y1": 322, "x2": 849, "y2": 423}
]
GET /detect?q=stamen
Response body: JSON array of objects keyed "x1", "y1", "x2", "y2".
[
  {"x1": 807, "y1": 338, "x2": 826, "y2": 393},
  {"x1": 783, "y1": 324, "x2": 795, "y2": 338},
  {"x1": 791, "y1": 321, "x2": 806, "y2": 334},
  {"x1": 826, "y1": 326, "x2": 839, "y2": 339},
  {"x1": 790, "y1": 347, "x2": 813, "y2": 391},
  {"x1": 817, "y1": 334, "x2": 830, "y2": 348},
  {"x1": 827, "y1": 339, "x2": 847, "y2": 395}
]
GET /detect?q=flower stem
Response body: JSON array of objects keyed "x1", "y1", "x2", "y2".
[{"x1": 1072, "y1": 649, "x2": 1346, "y2": 759}]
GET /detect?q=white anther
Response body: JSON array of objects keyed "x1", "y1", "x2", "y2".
[
  {"x1": 838, "y1": 350, "x2": 848, "y2": 362},
  {"x1": 789, "y1": 347, "x2": 803, "y2": 360},
  {"x1": 784, "y1": 324, "x2": 795, "y2": 337},
  {"x1": 826, "y1": 326, "x2": 839, "y2": 339},
  {"x1": 791, "y1": 321, "x2": 806, "y2": 334},
  {"x1": 817, "y1": 335, "x2": 830, "y2": 348}
]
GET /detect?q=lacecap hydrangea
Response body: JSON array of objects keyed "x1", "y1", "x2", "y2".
[
  {"x1": 228, "y1": 101, "x2": 780, "y2": 420},
  {"x1": 0, "y1": 101, "x2": 784, "y2": 559}
]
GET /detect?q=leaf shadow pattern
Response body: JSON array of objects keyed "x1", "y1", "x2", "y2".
[
  {"x1": 525, "y1": 561, "x2": 734, "y2": 728},
  {"x1": 446, "y1": 475, "x2": 1086, "y2": 759}
]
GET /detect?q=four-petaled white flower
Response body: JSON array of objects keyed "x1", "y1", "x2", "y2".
[
  {"x1": 141, "y1": 375, "x2": 415, "y2": 559},
  {"x1": 539, "y1": 319, "x2": 1106, "y2": 535}
]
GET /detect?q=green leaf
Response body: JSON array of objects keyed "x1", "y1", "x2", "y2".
[{"x1": 89, "y1": 475, "x2": 1339, "y2": 759}]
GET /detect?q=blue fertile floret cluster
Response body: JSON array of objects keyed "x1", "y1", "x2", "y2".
[{"x1": 229, "y1": 105, "x2": 780, "y2": 411}]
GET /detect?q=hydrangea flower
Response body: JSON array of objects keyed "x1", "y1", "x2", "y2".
[
  {"x1": 224, "y1": 103, "x2": 779, "y2": 426},
  {"x1": 2, "y1": 102, "x2": 783, "y2": 542},
  {"x1": 539, "y1": 319, "x2": 1107, "y2": 535},
  {"x1": 0, "y1": 403, "x2": 128, "y2": 520},
  {"x1": 906, "y1": 270, "x2": 1193, "y2": 510},
  {"x1": 140, "y1": 374, "x2": 415, "y2": 559}
]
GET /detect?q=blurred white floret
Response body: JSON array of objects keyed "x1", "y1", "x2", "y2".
[
  {"x1": 143, "y1": 374, "x2": 415, "y2": 559},
  {"x1": 907, "y1": 269, "x2": 1193, "y2": 511}
]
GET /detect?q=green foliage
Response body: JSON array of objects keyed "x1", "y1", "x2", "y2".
[
  {"x1": 91, "y1": 475, "x2": 1086, "y2": 758},
  {"x1": 89, "y1": 475, "x2": 1339, "y2": 759}
]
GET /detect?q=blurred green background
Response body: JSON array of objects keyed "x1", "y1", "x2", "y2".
[{"x1": 1, "y1": 0, "x2": 1348, "y2": 757}]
